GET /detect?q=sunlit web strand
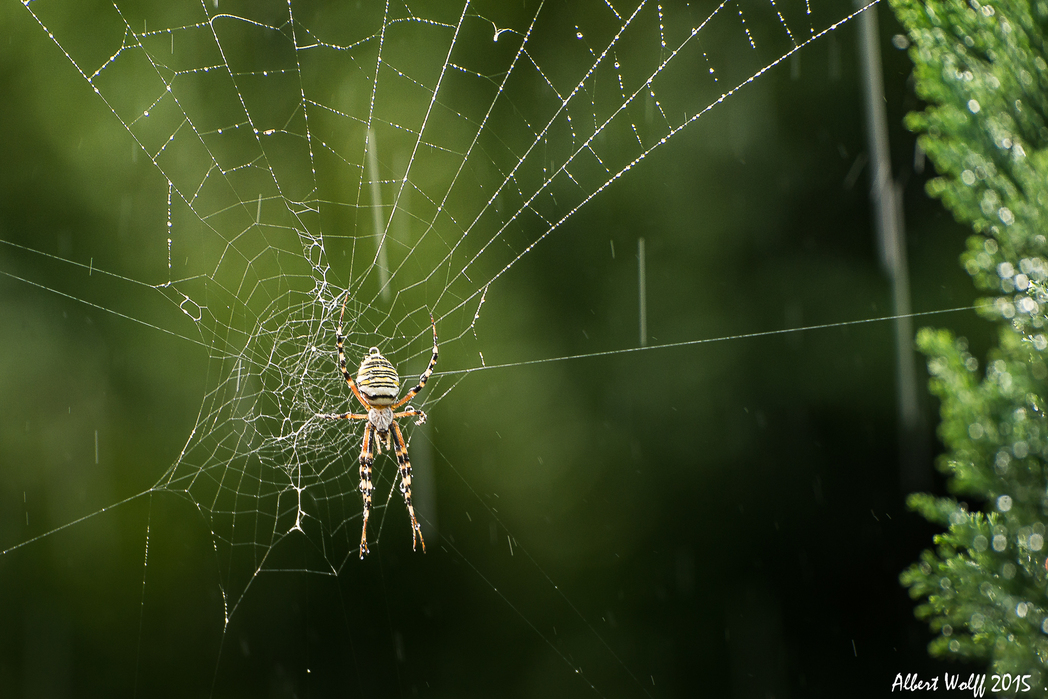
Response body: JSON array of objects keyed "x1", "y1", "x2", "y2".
[
  {"x1": 0, "y1": 268, "x2": 207, "y2": 349},
  {"x1": 0, "y1": 490, "x2": 154, "y2": 556},
  {"x1": 375, "y1": 2, "x2": 548, "y2": 305},
  {"x1": 426, "y1": 0, "x2": 881, "y2": 346},
  {"x1": 193, "y1": 3, "x2": 329, "y2": 276},
  {"x1": 0, "y1": 236, "x2": 200, "y2": 291},
  {"x1": 444, "y1": 0, "x2": 725, "y2": 288},
  {"x1": 345, "y1": 0, "x2": 650, "y2": 318},
  {"x1": 369, "y1": 2, "x2": 472, "y2": 295},
  {"x1": 349, "y1": 0, "x2": 391, "y2": 303},
  {"x1": 439, "y1": 305, "x2": 981, "y2": 377},
  {"x1": 416, "y1": 1, "x2": 885, "y2": 371},
  {"x1": 23, "y1": 0, "x2": 326, "y2": 319},
  {"x1": 428, "y1": 0, "x2": 653, "y2": 311}
]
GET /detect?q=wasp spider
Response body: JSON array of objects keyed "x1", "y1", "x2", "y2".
[{"x1": 318, "y1": 296, "x2": 438, "y2": 558}]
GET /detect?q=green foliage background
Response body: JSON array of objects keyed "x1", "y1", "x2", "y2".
[{"x1": 892, "y1": 0, "x2": 1048, "y2": 679}]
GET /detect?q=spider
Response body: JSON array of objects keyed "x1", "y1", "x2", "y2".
[{"x1": 318, "y1": 295, "x2": 438, "y2": 558}]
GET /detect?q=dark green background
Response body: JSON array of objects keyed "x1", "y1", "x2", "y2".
[{"x1": 0, "y1": 0, "x2": 991, "y2": 696}]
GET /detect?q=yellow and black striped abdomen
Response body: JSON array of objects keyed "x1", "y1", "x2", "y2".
[{"x1": 357, "y1": 347, "x2": 400, "y2": 406}]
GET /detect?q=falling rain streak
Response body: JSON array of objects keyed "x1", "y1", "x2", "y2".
[
  {"x1": 367, "y1": 129, "x2": 391, "y2": 302},
  {"x1": 638, "y1": 237, "x2": 647, "y2": 347}
]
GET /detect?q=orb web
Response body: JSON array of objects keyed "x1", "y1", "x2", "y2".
[{"x1": 3, "y1": 0, "x2": 880, "y2": 691}]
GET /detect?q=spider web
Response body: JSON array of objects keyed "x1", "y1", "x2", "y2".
[{"x1": 0, "y1": 0, "x2": 902, "y2": 695}]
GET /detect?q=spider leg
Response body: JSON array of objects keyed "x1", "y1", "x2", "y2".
[
  {"x1": 317, "y1": 412, "x2": 369, "y2": 420},
  {"x1": 373, "y1": 430, "x2": 390, "y2": 455},
  {"x1": 390, "y1": 421, "x2": 425, "y2": 553},
  {"x1": 390, "y1": 315, "x2": 438, "y2": 410},
  {"x1": 358, "y1": 422, "x2": 375, "y2": 559},
  {"x1": 393, "y1": 406, "x2": 427, "y2": 426},
  {"x1": 336, "y1": 294, "x2": 369, "y2": 408}
]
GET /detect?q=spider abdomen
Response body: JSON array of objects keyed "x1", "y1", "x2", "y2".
[{"x1": 357, "y1": 347, "x2": 400, "y2": 406}]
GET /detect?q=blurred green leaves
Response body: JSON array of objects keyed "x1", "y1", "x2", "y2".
[{"x1": 892, "y1": 0, "x2": 1048, "y2": 677}]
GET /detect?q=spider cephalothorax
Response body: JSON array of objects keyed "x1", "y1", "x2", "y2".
[{"x1": 318, "y1": 297, "x2": 438, "y2": 558}]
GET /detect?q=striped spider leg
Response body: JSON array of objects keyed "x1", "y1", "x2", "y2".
[{"x1": 318, "y1": 296, "x2": 438, "y2": 558}]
